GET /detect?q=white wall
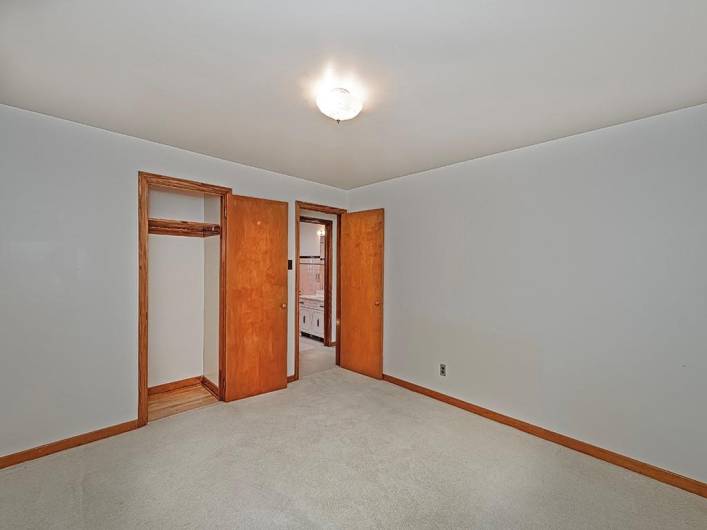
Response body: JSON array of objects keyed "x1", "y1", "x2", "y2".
[
  {"x1": 349, "y1": 104, "x2": 707, "y2": 483},
  {"x1": 150, "y1": 188, "x2": 204, "y2": 221},
  {"x1": 0, "y1": 104, "x2": 346, "y2": 457},
  {"x1": 300, "y1": 222, "x2": 323, "y2": 257},
  {"x1": 148, "y1": 235, "x2": 205, "y2": 386},
  {"x1": 2, "y1": 101, "x2": 704, "y2": 485},
  {"x1": 147, "y1": 189, "x2": 207, "y2": 388},
  {"x1": 203, "y1": 196, "x2": 221, "y2": 387}
]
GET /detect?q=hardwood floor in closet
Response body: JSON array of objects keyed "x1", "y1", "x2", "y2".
[{"x1": 148, "y1": 384, "x2": 218, "y2": 421}]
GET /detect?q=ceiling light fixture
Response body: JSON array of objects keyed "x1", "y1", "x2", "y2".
[{"x1": 316, "y1": 87, "x2": 363, "y2": 123}]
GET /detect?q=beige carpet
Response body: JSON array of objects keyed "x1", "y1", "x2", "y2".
[
  {"x1": 1, "y1": 368, "x2": 705, "y2": 529},
  {"x1": 299, "y1": 336, "x2": 336, "y2": 377},
  {"x1": 300, "y1": 348, "x2": 336, "y2": 378},
  {"x1": 299, "y1": 336, "x2": 324, "y2": 352}
]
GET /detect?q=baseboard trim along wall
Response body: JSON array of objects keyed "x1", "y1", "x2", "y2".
[
  {"x1": 201, "y1": 376, "x2": 219, "y2": 398},
  {"x1": 148, "y1": 376, "x2": 203, "y2": 395},
  {"x1": 0, "y1": 420, "x2": 138, "y2": 470},
  {"x1": 287, "y1": 375, "x2": 297, "y2": 383},
  {"x1": 382, "y1": 374, "x2": 706, "y2": 498}
]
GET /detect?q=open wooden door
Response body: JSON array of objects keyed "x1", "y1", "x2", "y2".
[
  {"x1": 340, "y1": 209, "x2": 384, "y2": 379},
  {"x1": 224, "y1": 195, "x2": 288, "y2": 400}
]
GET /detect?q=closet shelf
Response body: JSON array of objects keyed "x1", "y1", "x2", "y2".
[{"x1": 148, "y1": 218, "x2": 221, "y2": 237}]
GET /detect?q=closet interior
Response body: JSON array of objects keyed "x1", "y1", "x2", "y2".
[{"x1": 146, "y1": 186, "x2": 222, "y2": 421}]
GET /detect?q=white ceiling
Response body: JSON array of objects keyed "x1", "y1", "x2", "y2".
[{"x1": 1, "y1": 1, "x2": 706, "y2": 189}]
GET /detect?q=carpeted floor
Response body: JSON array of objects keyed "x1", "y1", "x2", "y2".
[
  {"x1": 299, "y1": 336, "x2": 336, "y2": 377},
  {"x1": 1, "y1": 368, "x2": 705, "y2": 529},
  {"x1": 299, "y1": 336, "x2": 325, "y2": 352}
]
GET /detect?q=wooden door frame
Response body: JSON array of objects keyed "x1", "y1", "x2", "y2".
[
  {"x1": 138, "y1": 171, "x2": 232, "y2": 426},
  {"x1": 293, "y1": 201, "x2": 347, "y2": 381},
  {"x1": 299, "y1": 216, "x2": 333, "y2": 345}
]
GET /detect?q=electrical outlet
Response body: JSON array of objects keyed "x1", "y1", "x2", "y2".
[{"x1": 439, "y1": 363, "x2": 446, "y2": 376}]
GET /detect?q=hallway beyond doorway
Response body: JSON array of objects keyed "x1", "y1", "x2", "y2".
[{"x1": 299, "y1": 336, "x2": 335, "y2": 377}]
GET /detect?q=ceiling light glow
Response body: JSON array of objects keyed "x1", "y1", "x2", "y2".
[
  {"x1": 311, "y1": 65, "x2": 366, "y2": 123},
  {"x1": 316, "y1": 87, "x2": 362, "y2": 122}
]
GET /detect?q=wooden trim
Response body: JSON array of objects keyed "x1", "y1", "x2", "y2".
[
  {"x1": 287, "y1": 375, "x2": 297, "y2": 383},
  {"x1": 296, "y1": 201, "x2": 347, "y2": 215},
  {"x1": 138, "y1": 171, "x2": 231, "y2": 195},
  {"x1": 325, "y1": 218, "x2": 334, "y2": 346},
  {"x1": 300, "y1": 217, "x2": 333, "y2": 247},
  {"x1": 380, "y1": 210, "x2": 385, "y2": 376},
  {"x1": 294, "y1": 201, "x2": 347, "y2": 380},
  {"x1": 336, "y1": 214, "x2": 341, "y2": 366},
  {"x1": 294, "y1": 202, "x2": 301, "y2": 381},
  {"x1": 0, "y1": 420, "x2": 138, "y2": 470},
  {"x1": 299, "y1": 216, "x2": 330, "y2": 225},
  {"x1": 148, "y1": 376, "x2": 202, "y2": 395},
  {"x1": 148, "y1": 218, "x2": 220, "y2": 237},
  {"x1": 218, "y1": 192, "x2": 227, "y2": 400},
  {"x1": 138, "y1": 172, "x2": 231, "y2": 425},
  {"x1": 201, "y1": 376, "x2": 219, "y2": 398},
  {"x1": 382, "y1": 374, "x2": 707, "y2": 498},
  {"x1": 138, "y1": 173, "x2": 149, "y2": 427}
]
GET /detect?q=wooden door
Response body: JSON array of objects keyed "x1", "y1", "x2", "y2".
[
  {"x1": 224, "y1": 195, "x2": 288, "y2": 400},
  {"x1": 340, "y1": 209, "x2": 384, "y2": 379}
]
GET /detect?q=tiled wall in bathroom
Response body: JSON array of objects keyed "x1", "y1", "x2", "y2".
[{"x1": 300, "y1": 258, "x2": 324, "y2": 295}]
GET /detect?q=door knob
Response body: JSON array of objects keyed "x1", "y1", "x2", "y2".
[
  {"x1": 374, "y1": 301, "x2": 381, "y2": 306},
  {"x1": 281, "y1": 303, "x2": 287, "y2": 309}
]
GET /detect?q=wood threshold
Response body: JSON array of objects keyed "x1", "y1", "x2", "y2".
[
  {"x1": 382, "y1": 374, "x2": 707, "y2": 498},
  {"x1": 148, "y1": 218, "x2": 220, "y2": 237},
  {"x1": 148, "y1": 376, "x2": 202, "y2": 395},
  {"x1": 148, "y1": 384, "x2": 218, "y2": 422},
  {"x1": 287, "y1": 375, "x2": 297, "y2": 383},
  {"x1": 0, "y1": 420, "x2": 138, "y2": 470}
]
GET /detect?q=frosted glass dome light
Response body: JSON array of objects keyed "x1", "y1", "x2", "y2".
[{"x1": 316, "y1": 87, "x2": 362, "y2": 122}]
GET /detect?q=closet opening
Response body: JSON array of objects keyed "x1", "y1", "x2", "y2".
[{"x1": 138, "y1": 172, "x2": 231, "y2": 425}]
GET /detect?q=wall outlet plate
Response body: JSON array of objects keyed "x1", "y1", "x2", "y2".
[{"x1": 440, "y1": 363, "x2": 446, "y2": 376}]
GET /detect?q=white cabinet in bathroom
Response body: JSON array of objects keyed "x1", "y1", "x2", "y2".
[
  {"x1": 311, "y1": 309, "x2": 324, "y2": 337},
  {"x1": 300, "y1": 307, "x2": 313, "y2": 334},
  {"x1": 300, "y1": 296, "x2": 325, "y2": 339}
]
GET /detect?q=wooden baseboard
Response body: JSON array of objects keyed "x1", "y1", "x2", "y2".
[
  {"x1": 200, "y1": 376, "x2": 219, "y2": 398},
  {"x1": 287, "y1": 374, "x2": 297, "y2": 383},
  {"x1": 0, "y1": 420, "x2": 138, "y2": 470},
  {"x1": 148, "y1": 376, "x2": 202, "y2": 395},
  {"x1": 382, "y1": 374, "x2": 706, "y2": 498}
]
